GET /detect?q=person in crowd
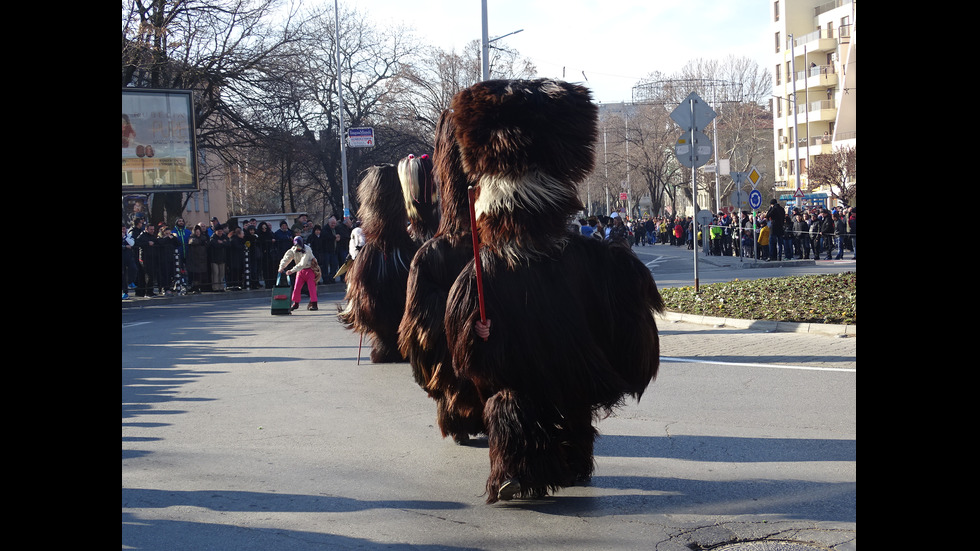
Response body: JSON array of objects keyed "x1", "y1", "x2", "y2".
[
  {"x1": 718, "y1": 211, "x2": 733, "y2": 257},
  {"x1": 766, "y1": 199, "x2": 785, "y2": 261},
  {"x1": 847, "y1": 207, "x2": 856, "y2": 260},
  {"x1": 685, "y1": 216, "x2": 695, "y2": 250},
  {"x1": 256, "y1": 221, "x2": 277, "y2": 288},
  {"x1": 186, "y1": 225, "x2": 209, "y2": 292},
  {"x1": 644, "y1": 217, "x2": 656, "y2": 246},
  {"x1": 793, "y1": 211, "x2": 810, "y2": 259},
  {"x1": 322, "y1": 217, "x2": 341, "y2": 282},
  {"x1": 757, "y1": 218, "x2": 770, "y2": 260},
  {"x1": 242, "y1": 224, "x2": 262, "y2": 289},
  {"x1": 820, "y1": 209, "x2": 835, "y2": 260},
  {"x1": 208, "y1": 224, "x2": 230, "y2": 291},
  {"x1": 279, "y1": 235, "x2": 319, "y2": 311},
  {"x1": 157, "y1": 224, "x2": 180, "y2": 295},
  {"x1": 274, "y1": 221, "x2": 293, "y2": 258},
  {"x1": 782, "y1": 209, "x2": 795, "y2": 260},
  {"x1": 291, "y1": 214, "x2": 311, "y2": 240},
  {"x1": 207, "y1": 217, "x2": 221, "y2": 238},
  {"x1": 809, "y1": 211, "x2": 823, "y2": 258},
  {"x1": 226, "y1": 226, "x2": 246, "y2": 290},
  {"x1": 122, "y1": 224, "x2": 137, "y2": 299},
  {"x1": 708, "y1": 216, "x2": 723, "y2": 256},
  {"x1": 833, "y1": 211, "x2": 847, "y2": 260},
  {"x1": 308, "y1": 224, "x2": 332, "y2": 284},
  {"x1": 134, "y1": 223, "x2": 160, "y2": 297},
  {"x1": 605, "y1": 212, "x2": 629, "y2": 244},
  {"x1": 173, "y1": 217, "x2": 192, "y2": 264}
]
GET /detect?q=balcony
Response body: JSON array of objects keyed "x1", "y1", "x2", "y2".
[
  {"x1": 799, "y1": 64, "x2": 837, "y2": 89},
  {"x1": 792, "y1": 29, "x2": 838, "y2": 54}
]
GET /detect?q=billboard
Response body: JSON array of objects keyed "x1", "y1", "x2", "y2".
[{"x1": 122, "y1": 88, "x2": 198, "y2": 192}]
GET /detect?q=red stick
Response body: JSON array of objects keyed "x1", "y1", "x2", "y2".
[{"x1": 467, "y1": 186, "x2": 487, "y2": 339}]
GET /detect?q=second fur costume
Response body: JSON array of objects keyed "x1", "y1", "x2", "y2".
[{"x1": 398, "y1": 109, "x2": 487, "y2": 444}]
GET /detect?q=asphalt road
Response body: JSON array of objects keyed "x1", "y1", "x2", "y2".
[{"x1": 122, "y1": 250, "x2": 856, "y2": 550}]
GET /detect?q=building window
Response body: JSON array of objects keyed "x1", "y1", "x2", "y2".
[
  {"x1": 775, "y1": 31, "x2": 780, "y2": 53},
  {"x1": 774, "y1": 1, "x2": 779, "y2": 22}
]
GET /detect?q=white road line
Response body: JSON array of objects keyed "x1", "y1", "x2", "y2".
[{"x1": 660, "y1": 356, "x2": 854, "y2": 372}]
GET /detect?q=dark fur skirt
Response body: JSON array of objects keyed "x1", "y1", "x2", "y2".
[
  {"x1": 445, "y1": 233, "x2": 664, "y2": 502},
  {"x1": 398, "y1": 234, "x2": 486, "y2": 442},
  {"x1": 338, "y1": 239, "x2": 416, "y2": 363}
]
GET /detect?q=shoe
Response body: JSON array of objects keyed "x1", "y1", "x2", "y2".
[
  {"x1": 290, "y1": 302, "x2": 300, "y2": 311},
  {"x1": 128, "y1": 283, "x2": 137, "y2": 289},
  {"x1": 122, "y1": 293, "x2": 129, "y2": 300},
  {"x1": 307, "y1": 302, "x2": 318, "y2": 311},
  {"x1": 498, "y1": 479, "x2": 521, "y2": 501}
]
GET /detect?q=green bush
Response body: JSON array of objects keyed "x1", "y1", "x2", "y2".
[{"x1": 659, "y1": 272, "x2": 856, "y2": 325}]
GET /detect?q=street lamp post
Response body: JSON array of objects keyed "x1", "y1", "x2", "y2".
[
  {"x1": 480, "y1": 0, "x2": 522, "y2": 81},
  {"x1": 335, "y1": 0, "x2": 350, "y2": 218}
]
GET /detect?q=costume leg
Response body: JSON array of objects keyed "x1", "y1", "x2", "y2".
[
  {"x1": 437, "y1": 378, "x2": 486, "y2": 444},
  {"x1": 484, "y1": 389, "x2": 585, "y2": 503}
]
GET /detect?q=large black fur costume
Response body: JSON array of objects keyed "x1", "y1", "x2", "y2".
[
  {"x1": 338, "y1": 165, "x2": 418, "y2": 363},
  {"x1": 398, "y1": 110, "x2": 487, "y2": 444},
  {"x1": 442, "y1": 79, "x2": 666, "y2": 502}
]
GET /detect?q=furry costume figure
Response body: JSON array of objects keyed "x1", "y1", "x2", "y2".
[
  {"x1": 338, "y1": 164, "x2": 418, "y2": 363},
  {"x1": 398, "y1": 153, "x2": 441, "y2": 245},
  {"x1": 443, "y1": 79, "x2": 666, "y2": 503},
  {"x1": 398, "y1": 109, "x2": 487, "y2": 444}
]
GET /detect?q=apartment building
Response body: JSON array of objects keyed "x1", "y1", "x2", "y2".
[{"x1": 771, "y1": 0, "x2": 856, "y2": 206}]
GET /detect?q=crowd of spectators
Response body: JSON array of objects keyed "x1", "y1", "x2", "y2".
[
  {"x1": 122, "y1": 214, "x2": 356, "y2": 299},
  {"x1": 574, "y1": 203, "x2": 856, "y2": 262},
  {"x1": 124, "y1": 204, "x2": 855, "y2": 299}
]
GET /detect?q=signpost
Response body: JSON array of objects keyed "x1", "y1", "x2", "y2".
[
  {"x1": 671, "y1": 92, "x2": 716, "y2": 292},
  {"x1": 347, "y1": 127, "x2": 375, "y2": 148}
]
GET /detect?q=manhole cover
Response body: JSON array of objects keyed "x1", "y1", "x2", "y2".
[{"x1": 713, "y1": 542, "x2": 829, "y2": 551}]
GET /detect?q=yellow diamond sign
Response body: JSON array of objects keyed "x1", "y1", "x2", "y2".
[{"x1": 747, "y1": 166, "x2": 762, "y2": 188}]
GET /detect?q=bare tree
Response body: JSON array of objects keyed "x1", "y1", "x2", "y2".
[
  {"x1": 808, "y1": 145, "x2": 855, "y2": 207},
  {"x1": 122, "y1": 0, "x2": 309, "y2": 222},
  {"x1": 392, "y1": 39, "x2": 536, "y2": 142}
]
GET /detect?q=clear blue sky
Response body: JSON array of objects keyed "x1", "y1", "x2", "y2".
[{"x1": 362, "y1": 0, "x2": 772, "y2": 104}]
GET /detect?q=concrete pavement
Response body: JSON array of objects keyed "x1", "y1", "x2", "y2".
[{"x1": 122, "y1": 250, "x2": 855, "y2": 550}]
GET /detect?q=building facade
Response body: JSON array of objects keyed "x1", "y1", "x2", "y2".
[{"x1": 770, "y1": 0, "x2": 856, "y2": 207}]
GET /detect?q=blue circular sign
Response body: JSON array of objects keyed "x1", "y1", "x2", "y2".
[{"x1": 748, "y1": 189, "x2": 762, "y2": 210}]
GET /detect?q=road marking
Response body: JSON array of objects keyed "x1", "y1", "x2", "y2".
[
  {"x1": 122, "y1": 322, "x2": 151, "y2": 328},
  {"x1": 644, "y1": 255, "x2": 668, "y2": 269},
  {"x1": 660, "y1": 356, "x2": 854, "y2": 372}
]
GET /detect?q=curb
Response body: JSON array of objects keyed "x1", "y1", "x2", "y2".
[
  {"x1": 122, "y1": 286, "x2": 854, "y2": 337},
  {"x1": 659, "y1": 310, "x2": 854, "y2": 336},
  {"x1": 120, "y1": 283, "x2": 348, "y2": 309}
]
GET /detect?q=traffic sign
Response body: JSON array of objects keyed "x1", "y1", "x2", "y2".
[
  {"x1": 670, "y1": 91, "x2": 716, "y2": 132},
  {"x1": 748, "y1": 189, "x2": 762, "y2": 210},
  {"x1": 731, "y1": 189, "x2": 749, "y2": 211},
  {"x1": 347, "y1": 127, "x2": 375, "y2": 148},
  {"x1": 696, "y1": 209, "x2": 714, "y2": 226},
  {"x1": 675, "y1": 131, "x2": 713, "y2": 168},
  {"x1": 747, "y1": 166, "x2": 762, "y2": 188}
]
